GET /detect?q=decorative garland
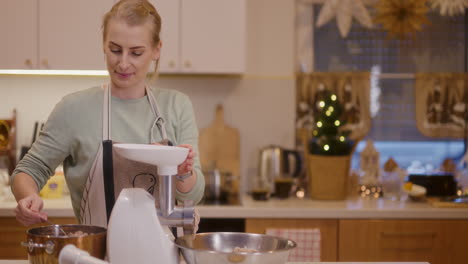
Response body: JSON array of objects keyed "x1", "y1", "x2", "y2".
[
  {"x1": 316, "y1": 0, "x2": 373, "y2": 38},
  {"x1": 374, "y1": 0, "x2": 430, "y2": 39}
]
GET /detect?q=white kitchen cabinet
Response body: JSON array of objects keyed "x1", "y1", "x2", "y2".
[
  {"x1": 1, "y1": 0, "x2": 245, "y2": 73},
  {"x1": 0, "y1": 0, "x2": 113, "y2": 70},
  {"x1": 151, "y1": 0, "x2": 180, "y2": 73},
  {"x1": 152, "y1": 0, "x2": 246, "y2": 74},
  {"x1": 0, "y1": 0, "x2": 37, "y2": 69},
  {"x1": 39, "y1": 0, "x2": 114, "y2": 70}
]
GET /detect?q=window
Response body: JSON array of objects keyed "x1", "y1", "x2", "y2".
[{"x1": 310, "y1": 7, "x2": 467, "y2": 169}]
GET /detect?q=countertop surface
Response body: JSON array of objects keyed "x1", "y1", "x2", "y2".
[
  {"x1": 0, "y1": 261, "x2": 430, "y2": 264},
  {"x1": 1, "y1": 193, "x2": 467, "y2": 219}
]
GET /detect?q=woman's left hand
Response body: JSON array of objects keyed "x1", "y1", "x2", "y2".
[
  {"x1": 177, "y1": 144, "x2": 195, "y2": 175},
  {"x1": 151, "y1": 142, "x2": 197, "y2": 192}
]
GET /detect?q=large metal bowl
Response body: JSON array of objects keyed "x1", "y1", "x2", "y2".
[{"x1": 175, "y1": 232, "x2": 296, "y2": 264}]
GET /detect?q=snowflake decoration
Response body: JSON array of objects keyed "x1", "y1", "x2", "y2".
[
  {"x1": 316, "y1": 0, "x2": 373, "y2": 38},
  {"x1": 430, "y1": 0, "x2": 468, "y2": 16}
]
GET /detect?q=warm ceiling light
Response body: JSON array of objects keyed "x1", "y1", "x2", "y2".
[{"x1": 0, "y1": 69, "x2": 109, "y2": 76}]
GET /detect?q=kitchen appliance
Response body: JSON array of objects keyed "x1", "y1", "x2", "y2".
[
  {"x1": 112, "y1": 144, "x2": 196, "y2": 233},
  {"x1": 59, "y1": 188, "x2": 179, "y2": 264},
  {"x1": 175, "y1": 232, "x2": 297, "y2": 264},
  {"x1": 60, "y1": 245, "x2": 106, "y2": 264},
  {"x1": 55, "y1": 144, "x2": 297, "y2": 264},
  {"x1": 257, "y1": 145, "x2": 302, "y2": 197},
  {"x1": 22, "y1": 224, "x2": 106, "y2": 264},
  {"x1": 408, "y1": 173, "x2": 457, "y2": 196},
  {"x1": 107, "y1": 188, "x2": 179, "y2": 264},
  {"x1": 56, "y1": 144, "x2": 196, "y2": 264}
]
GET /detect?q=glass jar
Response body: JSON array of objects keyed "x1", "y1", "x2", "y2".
[{"x1": 381, "y1": 170, "x2": 403, "y2": 200}]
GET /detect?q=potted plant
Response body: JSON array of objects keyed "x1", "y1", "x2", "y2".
[{"x1": 307, "y1": 87, "x2": 354, "y2": 200}]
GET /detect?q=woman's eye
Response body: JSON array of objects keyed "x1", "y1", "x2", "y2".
[
  {"x1": 110, "y1": 49, "x2": 121, "y2": 54},
  {"x1": 132, "y1": 52, "x2": 143, "y2": 56}
]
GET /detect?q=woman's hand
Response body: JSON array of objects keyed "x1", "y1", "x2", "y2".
[
  {"x1": 175, "y1": 144, "x2": 197, "y2": 193},
  {"x1": 177, "y1": 144, "x2": 195, "y2": 175},
  {"x1": 150, "y1": 142, "x2": 195, "y2": 173},
  {"x1": 151, "y1": 142, "x2": 197, "y2": 192},
  {"x1": 14, "y1": 193, "x2": 47, "y2": 226}
]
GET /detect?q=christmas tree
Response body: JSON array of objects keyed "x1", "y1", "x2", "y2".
[{"x1": 309, "y1": 88, "x2": 353, "y2": 156}]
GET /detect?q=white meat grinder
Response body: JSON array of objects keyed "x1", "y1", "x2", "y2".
[{"x1": 59, "y1": 144, "x2": 196, "y2": 264}]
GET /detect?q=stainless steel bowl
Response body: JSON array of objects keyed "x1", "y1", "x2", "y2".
[{"x1": 175, "y1": 232, "x2": 296, "y2": 264}]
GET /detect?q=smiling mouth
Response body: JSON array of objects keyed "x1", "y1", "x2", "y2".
[{"x1": 115, "y1": 71, "x2": 133, "y2": 78}]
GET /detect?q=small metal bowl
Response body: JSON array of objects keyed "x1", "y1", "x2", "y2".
[{"x1": 175, "y1": 232, "x2": 296, "y2": 264}]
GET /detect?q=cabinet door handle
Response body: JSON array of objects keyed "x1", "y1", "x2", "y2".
[
  {"x1": 24, "y1": 59, "x2": 33, "y2": 68},
  {"x1": 42, "y1": 59, "x2": 49, "y2": 69},
  {"x1": 169, "y1": 60, "x2": 176, "y2": 68},
  {"x1": 184, "y1": 61, "x2": 192, "y2": 68}
]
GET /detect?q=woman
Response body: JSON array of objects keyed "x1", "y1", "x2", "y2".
[{"x1": 11, "y1": 0, "x2": 204, "y2": 227}]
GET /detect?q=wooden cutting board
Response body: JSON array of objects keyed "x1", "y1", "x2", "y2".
[{"x1": 199, "y1": 104, "x2": 240, "y2": 179}]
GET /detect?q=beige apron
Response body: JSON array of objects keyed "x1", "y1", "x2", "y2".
[{"x1": 79, "y1": 84, "x2": 171, "y2": 227}]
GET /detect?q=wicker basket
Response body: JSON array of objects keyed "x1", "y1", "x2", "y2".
[{"x1": 308, "y1": 154, "x2": 351, "y2": 200}]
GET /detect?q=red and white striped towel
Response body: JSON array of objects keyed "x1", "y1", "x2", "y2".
[{"x1": 266, "y1": 228, "x2": 321, "y2": 262}]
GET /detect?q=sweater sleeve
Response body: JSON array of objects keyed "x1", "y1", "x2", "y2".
[
  {"x1": 11, "y1": 96, "x2": 73, "y2": 191},
  {"x1": 173, "y1": 93, "x2": 205, "y2": 205}
]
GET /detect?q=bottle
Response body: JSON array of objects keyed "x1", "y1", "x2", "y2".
[{"x1": 40, "y1": 165, "x2": 65, "y2": 199}]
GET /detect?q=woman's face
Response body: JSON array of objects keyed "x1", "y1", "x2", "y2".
[{"x1": 104, "y1": 18, "x2": 160, "y2": 92}]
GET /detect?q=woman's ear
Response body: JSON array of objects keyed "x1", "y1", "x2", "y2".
[{"x1": 153, "y1": 41, "x2": 162, "y2": 61}]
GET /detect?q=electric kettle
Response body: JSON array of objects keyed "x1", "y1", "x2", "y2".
[{"x1": 257, "y1": 145, "x2": 302, "y2": 197}]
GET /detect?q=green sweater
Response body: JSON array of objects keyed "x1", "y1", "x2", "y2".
[{"x1": 12, "y1": 86, "x2": 205, "y2": 219}]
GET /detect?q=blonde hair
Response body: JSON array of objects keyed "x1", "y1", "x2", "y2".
[{"x1": 102, "y1": 0, "x2": 162, "y2": 81}]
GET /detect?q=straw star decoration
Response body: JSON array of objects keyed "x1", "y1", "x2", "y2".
[
  {"x1": 316, "y1": 0, "x2": 373, "y2": 38},
  {"x1": 430, "y1": 0, "x2": 468, "y2": 16},
  {"x1": 374, "y1": 0, "x2": 430, "y2": 40}
]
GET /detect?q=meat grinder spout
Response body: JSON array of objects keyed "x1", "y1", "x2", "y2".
[{"x1": 157, "y1": 174, "x2": 195, "y2": 232}]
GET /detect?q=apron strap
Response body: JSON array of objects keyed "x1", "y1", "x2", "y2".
[
  {"x1": 102, "y1": 139, "x2": 115, "y2": 223},
  {"x1": 146, "y1": 86, "x2": 172, "y2": 145},
  {"x1": 103, "y1": 84, "x2": 111, "y2": 141},
  {"x1": 104, "y1": 84, "x2": 170, "y2": 144},
  {"x1": 102, "y1": 84, "x2": 114, "y2": 223}
]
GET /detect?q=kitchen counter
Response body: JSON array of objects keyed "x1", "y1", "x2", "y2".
[
  {"x1": 0, "y1": 196, "x2": 76, "y2": 217},
  {"x1": 0, "y1": 194, "x2": 467, "y2": 219},
  {"x1": 226, "y1": 195, "x2": 468, "y2": 219},
  {"x1": 0, "y1": 194, "x2": 461, "y2": 264}
]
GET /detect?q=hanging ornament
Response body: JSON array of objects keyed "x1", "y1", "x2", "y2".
[
  {"x1": 374, "y1": 0, "x2": 430, "y2": 39},
  {"x1": 430, "y1": 0, "x2": 468, "y2": 16},
  {"x1": 316, "y1": 0, "x2": 373, "y2": 38}
]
